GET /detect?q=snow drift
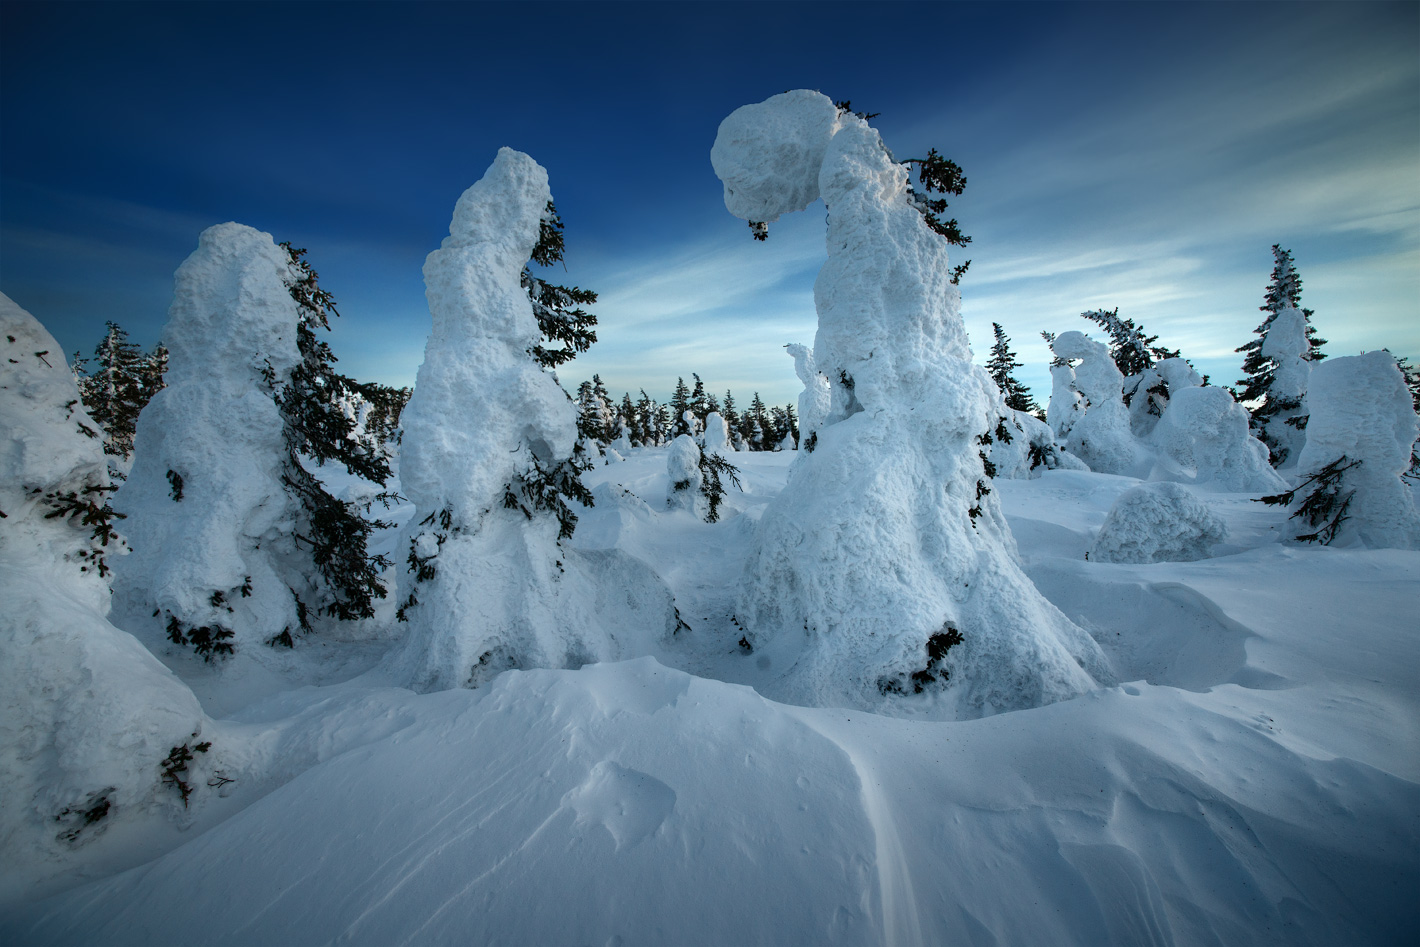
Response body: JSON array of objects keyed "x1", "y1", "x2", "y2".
[{"x1": 714, "y1": 91, "x2": 1111, "y2": 716}]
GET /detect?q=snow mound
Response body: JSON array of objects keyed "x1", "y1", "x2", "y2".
[
  {"x1": 388, "y1": 149, "x2": 676, "y2": 691},
  {"x1": 111, "y1": 223, "x2": 304, "y2": 648},
  {"x1": 701, "y1": 411, "x2": 731, "y2": 454},
  {"x1": 1051, "y1": 330, "x2": 1149, "y2": 476},
  {"x1": 1090, "y1": 481, "x2": 1229, "y2": 563},
  {"x1": 0, "y1": 294, "x2": 203, "y2": 878},
  {"x1": 1291, "y1": 351, "x2": 1420, "y2": 548},
  {"x1": 718, "y1": 92, "x2": 1110, "y2": 717},
  {"x1": 1150, "y1": 385, "x2": 1286, "y2": 492}
]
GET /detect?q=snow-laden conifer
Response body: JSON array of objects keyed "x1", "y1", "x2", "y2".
[
  {"x1": 1, "y1": 293, "x2": 205, "y2": 859},
  {"x1": 713, "y1": 91, "x2": 1111, "y2": 716},
  {"x1": 1258, "y1": 307, "x2": 1311, "y2": 467},
  {"x1": 1049, "y1": 331, "x2": 1149, "y2": 476},
  {"x1": 1149, "y1": 385, "x2": 1285, "y2": 492},
  {"x1": 389, "y1": 148, "x2": 675, "y2": 691},
  {"x1": 986, "y1": 323, "x2": 1038, "y2": 415},
  {"x1": 785, "y1": 343, "x2": 830, "y2": 451},
  {"x1": 71, "y1": 321, "x2": 165, "y2": 464}
]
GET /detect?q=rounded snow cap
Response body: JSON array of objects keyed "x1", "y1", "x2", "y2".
[{"x1": 711, "y1": 90, "x2": 841, "y2": 224}]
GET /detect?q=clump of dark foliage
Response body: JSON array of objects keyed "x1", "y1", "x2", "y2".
[
  {"x1": 698, "y1": 451, "x2": 742, "y2": 524},
  {"x1": 1257, "y1": 455, "x2": 1361, "y2": 545},
  {"x1": 36, "y1": 483, "x2": 125, "y2": 577},
  {"x1": 878, "y1": 624, "x2": 965, "y2": 695},
  {"x1": 54, "y1": 788, "x2": 116, "y2": 844},
  {"x1": 160, "y1": 738, "x2": 212, "y2": 808}
]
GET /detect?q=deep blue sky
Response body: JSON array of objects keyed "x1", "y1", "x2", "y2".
[{"x1": 2, "y1": 1, "x2": 1416, "y2": 407}]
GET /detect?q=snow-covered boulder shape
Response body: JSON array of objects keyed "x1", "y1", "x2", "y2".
[
  {"x1": 989, "y1": 409, "x2": 1087, "y2": 479},
  {"x1": 1291, "y1": 352, "x2": 1420, "y2": 548},
  {"x1": 389, "y1": 149, "x2": 678, "y2": 691},
  {"x1": 1260, "y1": 307, "x2": 1311, "y2": 467},
  {"x1": 1090, "y1": 482, "x2": 1228, "y2": 563},
  {"x1": 113, "y1": 223, "x2": 304, "y2": 650},
  {"x1": 1150, "y1": 386, "x2": 1286, "y2": 492},
  {"x1": 1051, "y1": 331, "x2": 1149, "y2": 476},
  {"x1": 702, "y1": 411, "x2": 731, "y2": 454},
  {"x1": 666, "y1": 434, "x2": 704, "y2": 516},
  {"x1": 1, "y1": 294, "x2": 204, "y2": 858},
  {"x1": 785, "y1": 342, "x2": 830, "y2": 445},
  {"x1": 714, "y1": 92, "x2": 1111, "y2": 716}
]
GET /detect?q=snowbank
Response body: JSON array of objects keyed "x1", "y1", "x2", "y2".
[
  {"x1": 0, "y1": 294, "x2": 203, "y2": 878},
  {"x1": 1090, "y1": 481, "x2": 1229, "y2": 563},
  {"x1": 388, "y1": 149, "x2": 677, "y2": 691},
  {"x1": 112, "y1": 223, "x2": 304, "y2": 650},
  {"x1": 1290, "y1": 352, "x2": 1420, "y2": 548},
  {"x1": 715, "y1": 92, "x2": 1110, "y2": 716}
]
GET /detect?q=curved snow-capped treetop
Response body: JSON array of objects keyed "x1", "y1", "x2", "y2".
[
  {"x1": 390, "y1": 148, "x2": 676, "y2": 692},
  {"x1": 714, "y1": 91, "x2": 1111, "y2": 717},
  {"x1": 1050, "y1": 330, "x2": 1149, "y2": 477},
  {"x1": 1288, "y1": 351, "x2": 1420, "y2": 549},
  {"x1": 0, "y1": 293, "x2": 204, "y2": 863},
  {"x1": 1259, "y1": 307, "x2": 1311, "y2": 468},
  {"x1": 113, "y1": 223, "x2": 305, "y2": 653},
  {"x1": 784, "y1": 342, "x2": 830, "y2": 445}
]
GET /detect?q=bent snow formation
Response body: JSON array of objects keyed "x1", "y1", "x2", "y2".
[
  {"x1": 389, "y1": 148, "x2": 677, "y2": 692},
  {"x1": 712, "y1": 91, "x2": 1111, "y2": 716}
]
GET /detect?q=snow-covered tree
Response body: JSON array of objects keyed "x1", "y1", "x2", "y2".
[
  {"x1": 786, "y1": 343, "x2": 831, "y2": 451},
  {"x1": 1148, "y1": 385, "x2": 1285, "y2": 492},
  {"x1": 1258, "y1": 307, "x2": 1312, "y2": 467},
  {"x1": 1236, "y1": 245, "x2": 1327, "y2": 461},
  {"x1": 522, "y1": 202, "x2": 597, "y2": 371},
  {"x1": 1391, "y1": 353, "x2": 1420, "y2": 480},
  {"x1": 712, "y1": 90, "x2": 1110, "y2": 715},
  {"x1": 1, "y1": 293, "x2": 206, "y2": 857},
  {"x1": 390, "y1": 148, "x2": 673, "y2": 691},
  {"x1": 1049, "y1": 331, "x2": 1148, "y2": 476},
  {"x1": 668, "y1": 377, "x2": 693, "y2": 438},
  {"x1": 71, "y1": 321, "x2": 167, "y2": 462},
  {"x1": 1260, "y1": 351, "x2": 1419, "y2": 548},
  {"x1": 985, "y1": 323, "x2": 1037, "y2": 414}
]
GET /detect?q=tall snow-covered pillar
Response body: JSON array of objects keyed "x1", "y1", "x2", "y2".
[
  {"x1": 1259, "y1": 307, "x2": 1311, "y2": 468},
  {"x1": 712, "y1": 92, "x2": 1111, "y2": 716}
]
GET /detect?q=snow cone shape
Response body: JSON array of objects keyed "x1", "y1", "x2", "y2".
[
  {"x1": 390, "y1": 149, "x2": 674, "y2": 691},
  {"x1": 1090, "y1": 482, "x2": 1228, "y2": 563},
  {"x1": 1, "y1": 294, "x2": 203, "y2": 859},
  {"x1": 1287, "y1": 352, "x2": 1420, "y2": 549},
  {"x1": 113, "y1": 223, "x2": 305, "y2": 654},
  {"x1": 714, "y1": 92, "x2": 1111, "y2": 716},
  {"x1": 702, "y1": 411, "x2": 732, "y2": 454},
  {"x1": 785, "y1": 342, "x2": 830, "y2": 447},
  {"x1": 1051, "y1": 331, "x2": 1149, "y2": 477},
  {"x1": 1258, "y1": 307, "x2": 1311, "y2": 467},
  {"x1": 1150, "y1": 386, "x2": 1286, "y2": 492}
]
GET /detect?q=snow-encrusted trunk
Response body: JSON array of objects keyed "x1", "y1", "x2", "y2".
[
  {"x1": 785, "y1": 342, "x2": 830, "y2": 448},
  {"x1": 1259, "y1": 307, "x2": 1311, "y2": 468},
  {"x1": 1290, "y1": 352, "x2": 1420, "y2": 549},
  {"x1": 1051, "y1": 331, "x2": 1149, "y2": 477},
  {"x1": 389, "y1": 149, "x2": 674, "y2": 691},
  {"x1": 112, "y1": 223, "x2": 305, "y2": 652},
  {"x1": 713, "y1": 91, "x2": 1111, "y2": 717},
  {"x1": 1, "y1": 294, "x2": 204, "y2": 865}
]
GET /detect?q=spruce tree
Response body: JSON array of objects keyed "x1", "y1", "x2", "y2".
[
  {"x1": 669, "y1": 377, "x2": 693, "y2": 437},
  {"x1": 73, "y1": 321, "x2": 162, "y2": 460},
  {"x1": 522, "y1": 202, "x2": 598, "y2": 370},
  {"x1": 1079, "y1": 308, "x2": 1180, "y2": 382},
  {"x1": 744, "y1": 392, "x2": 769, "y2": 450},
  {"x1": 986, "y1": 323, "x2": 1038, "y2": 414},
  {"x1": 1236, "y1": 245, "x2": 1327, "y2": 459},
  {"x1": 618, "y1": 392, "x2": 638, "y2": 445}
]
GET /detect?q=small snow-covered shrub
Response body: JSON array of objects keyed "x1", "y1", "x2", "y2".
[{"x1": 1090, "y1": 482, "x2": 1228, "y2": 564}]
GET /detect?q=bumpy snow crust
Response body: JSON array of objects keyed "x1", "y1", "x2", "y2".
[
  {"x1": 389, "y1": 149, "x2": 677, "y2": 691},
  {"x1": 715, "y1": 92, "x2": 1111, "y2": 717},
  {"x1": 1150, "y1": 386, "x2": 1286, "y2": 493},
  {"x1": 785, "y1": 342, "x2": 830, "y2": 445},
  {"x1": 1051, "y1": 331, "x2": 1149, "y2": 476},
  {"x1": 1259, "y1": 307, "x2": 1311, "y2": 467},
  {"x1": 1292, "y1": 352, "x2": 1420, "y2": 549},
  {"x1": 665, "y1": 434, "x2": 703, "y2": 516},
  {"x1": 112, "y1": 223, "x2": 304, "y2": 646},
  {"x1": 1090, "y1": 482, "x2": 1229, "y2": 563},
  {"x1": 0, "y1": 295, "x2": 203, "y2": 860}
]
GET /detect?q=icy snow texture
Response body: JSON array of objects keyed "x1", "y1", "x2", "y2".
[
  {"x1": 112, "y1": 223, "x2": 304, "y2": 646},
  {"x1": 785, "y1": 342, "x2": 830, "y2": 443},
  {"x1": 1090, "y1": 482, "x2": 1229, "y2": 563},
  {"x1": 1260, "y1": 307, "x2": 1311, "y2": 467},
  {"x1": 0, "y1": 294, "x2": 202, "y2": 863},
  {"x1": 990, "y1": 410, "x2": 1086, "y2": 480},
  {"x1": 389, "y1": 149, "x2": 677, "y2": 691},
  {"x1": 665, "y1": 434, "x2": 703, "y2": 516},
  {"x1": 1051, "y1": 331, "x2": 1148, "y2": 476},
  {"x1": 714, "y1": 92, "x2": 1110, "y2": 716},
  {"x1": 1292, "y1": 352, "x2": 1420, "y2": 549},
  {"x1": 1047, "y1": 361, "x2": 1082, "y2": 440},
  {"x1": 1150, "y1": 386, "x2": 1286, "y2": 493},
  {"x1": 702, "y1": 411, "x2": 731, "y2": 454}
]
